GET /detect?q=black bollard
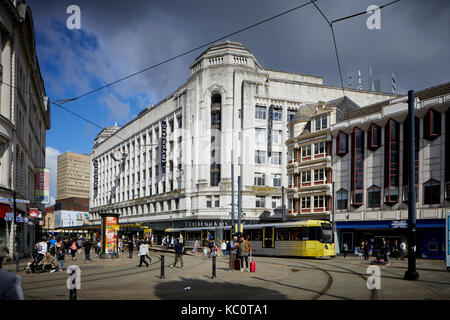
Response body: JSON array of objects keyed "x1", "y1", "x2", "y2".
[
  {"x1": 212, "y1": 254, "x2": 216, "y2": 279},
  {"x1": 69, "y1": 270, "x2": 77, "y2": 300},
  {"x1": 160, "y1": 255, "x2": 165, "y2": 279}
]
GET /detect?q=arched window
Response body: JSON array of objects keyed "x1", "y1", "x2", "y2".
[
  {"x1": 367, "y1": 186, "x2": 381, "y2": 208},
  {"x1": 423, "y1": 180, "x2": 440, "y2": 204},
  {"x1": 336, "y1": 189, "x2": 348, "y2": 210}
]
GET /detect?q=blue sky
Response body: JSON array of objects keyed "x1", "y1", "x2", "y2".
[{"x1": 27, "y1": 0, "x2": 450, "y2": 203}]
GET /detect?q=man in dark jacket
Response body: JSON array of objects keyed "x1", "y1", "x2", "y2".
[
  {"x1": 127, "y1": 238, "x2": 134, "y2": 258},
  {"x1": 84, "y1": 239, "x2": 92, "y2": 260},
  {"x1": 170, "y1": 239, "x2": 184, "y2": 269}
]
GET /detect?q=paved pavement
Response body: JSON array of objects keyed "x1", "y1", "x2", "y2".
[{"x1": 3, "y1": 247, "x2": 450, "y2": 300}]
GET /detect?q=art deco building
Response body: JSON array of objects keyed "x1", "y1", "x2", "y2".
[{"x1": 89, "y1": 41, "x2": 395, "y2": 238}]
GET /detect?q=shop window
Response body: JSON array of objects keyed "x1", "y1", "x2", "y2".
[
  {"x1": 384, "y1": 119, "x2": 400, "y2": 204},
  {"x1": 367, "y1": 123, "x2": 381, "y2": 150},
  {"x1": 423, "y1": 180, "x2": 440, "y2": 205},
  {"x1": 336, "y1": 131, "x2": 348, "y2": 156},
  {"x1": 424, "y1": 109, "x2": 441, "y2": 140},
  {"x1": 351, "y1": 128, "x2": 364, "y2": 207},
  {"x1": 336, "y1": 189, "x2": 348, "y2": 210},
  {"x1": 367, "y1": 186, "x2": 381, "y2": 208}
]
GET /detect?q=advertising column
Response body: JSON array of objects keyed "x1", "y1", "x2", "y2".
[{"x1": 100, "y1": 212, "x2": 120, "y2": 259}]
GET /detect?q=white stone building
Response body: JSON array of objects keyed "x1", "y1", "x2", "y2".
[
  {"x1": 0, "y1": 1, "x2": 51, "y2": 257},
  {"x1": 89, "y1": 41, "x2": 395, "y2": 238}
]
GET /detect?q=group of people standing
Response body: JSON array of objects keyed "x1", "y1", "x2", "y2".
[
  {"x1": 356, "y1": 238, "x2": 408, "y2": 265},
  {"x1": 227, "y1": 234, "x2": 253, "y2": 272}
]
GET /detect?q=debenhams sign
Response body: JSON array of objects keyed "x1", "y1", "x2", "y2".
[{"x1": 186, "y1": 220, "x2": 230, "y2": 228}]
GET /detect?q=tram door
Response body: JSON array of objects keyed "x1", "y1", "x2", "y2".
[{"x1": 263, "y1": 227, "x2": 274, "y2": 248}]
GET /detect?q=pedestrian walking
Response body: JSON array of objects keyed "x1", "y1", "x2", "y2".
[
  {"x1": 39, "y1": 253, "x2": 57, "y2": 272},
  {"x1": 237, "y1": 235, "x2": 252, "y2": 272},
  {"x1": 343, "y1": 242, "x2": 348, "y2": 258},
  {"x1": 385, "y1": 239, "x2": 391, "y2": 265},
  {"x1": 170, "y1": 236, "x2": 175, "y2": 249},
  {"x1": 170, "y1": 239, "x2": 184, "y2": 269},
  {"x1": 151, "y1": 234, "x2": 154, "y2": 247},
  {"x1": 0, "y1": 237, "x2": 9, "y2": 269},
  {"x1": 179, "y1": 233, "x2": 183, "y2": 244},
  {"x1": 84, "y1": 239, "x2": 92, "y2": 261},
  {"x1": 55, "y1": 239, "x2": 65, "y2": 271},
  {"x1": 137, "y1": 241, "x2": 149, "y2": 268},
  {"x1": 400, "y1": 240, "x2": 406, "y2": 260},
  {"x1": 228, "y1": 236, "x2": 238, "y2": 271},
  {"x1": 70, "y1": 240, "x2": 78, "y2": 261},
  {"x1": 118, "y1": 239, "x2": 123, "y2": 254},
  {"x1": 127, "y1": 238, "x2": 134, "y2": 258},
  {"x1": 364, "y1": 241, "x2": 370, "y2": 260},
  {"x1": 221, "y1": 241, "x2": 227, "y2": 256},
  {"x1": 207, "y1": 232, "x2": 214, "y2": 258},
  {"x1": 359, "y1": 241, "x2": 364, "y2": 260}
]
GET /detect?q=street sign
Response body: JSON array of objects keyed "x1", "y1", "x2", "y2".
[
  {"x1": 16, "y1": 217, "x2": 28, "y2": 223},
  {"x1": 29, "y1": 208, "x2": 39, "y2": 218},
  {"x1": 0, "y1": 198, "x2": 30, "y2": 204},
  {"x1": 391, "y1": 220, "x2": 408, "y2": 229}
]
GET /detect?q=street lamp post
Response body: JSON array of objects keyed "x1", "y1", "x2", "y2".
[{"x1": 404, "y1": 90, "x2": 419, "y2": 281}]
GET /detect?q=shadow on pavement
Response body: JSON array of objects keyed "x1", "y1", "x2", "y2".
[{"x1": 154, "y1": 277, "x2": 289, "y2": 300}]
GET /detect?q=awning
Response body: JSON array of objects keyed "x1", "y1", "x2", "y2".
[{"x1": 0, "y1": 204, "x2": 10, "y2": 219}]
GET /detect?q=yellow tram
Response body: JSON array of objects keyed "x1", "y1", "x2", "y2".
[{"x1": 165, "y1": 220, "x2": 335, "y2": 258}]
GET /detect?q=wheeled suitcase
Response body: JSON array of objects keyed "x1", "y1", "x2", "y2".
[
  {"x1": 250, "y1": 253, "x2": 255, "y2": 272},
  {"x1": 234, "y1": 258, "x2": 241, "y2": 270}
]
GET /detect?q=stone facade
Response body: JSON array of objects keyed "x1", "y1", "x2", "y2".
[
  {"x1": 89, "y1": 41, "x2": 396, "y2": 233},
  {"x1": 0, "y1": 1, "x2": 51, "y2": 257}
]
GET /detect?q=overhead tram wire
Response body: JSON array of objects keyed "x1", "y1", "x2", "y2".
[
  {"x1": 53, "y1": 0, "x2": 319, "y2": 105},
  {"x1": 310, "y1": 0, "x2": 401, "y2": 111},
  {"x1": 0, "y1": 80, "x2": 147, "y2": 154}
]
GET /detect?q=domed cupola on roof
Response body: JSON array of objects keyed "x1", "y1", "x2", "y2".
[{"x1": 189, "y1": 40, "x2": 261, "y2": 76}]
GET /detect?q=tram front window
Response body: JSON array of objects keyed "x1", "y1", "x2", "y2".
[{"x1": 321, "y1": 224, "x2": 333, "y2": 243}]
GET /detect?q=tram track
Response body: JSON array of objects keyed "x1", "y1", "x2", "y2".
[
  {"x1": 254, "y1": 258, "x2": 334, "y2": 300},
  {"x1": 343, "y1": 260, "x2": 449, "y2": 300},
  {"x1": 23, "y1": 256, "x2": 162, "y2": 292}
]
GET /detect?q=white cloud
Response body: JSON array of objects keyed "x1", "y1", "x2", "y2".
[
  {"x1": 46, "y1": 146, "x2": 62, "y2": 205},
  {"x1": 100, "y1": 93, "x2": 132, "y2": 124}
]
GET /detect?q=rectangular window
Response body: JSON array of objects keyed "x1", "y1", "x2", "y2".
[
  {"x1": 214, "y1": 195, "x2": 220, "y2": 207},
  {"x1": 273, "y1": 130, "x2": 282, "y2": 144},
  {"x1": 301, "y1": 197, "x2": 311, "y2": 209},
  {"x1": 424, "y1": 180, "x2": 440, "y2": 204},
  {"x1": 301, "y1": 171, "x2": 311, "y2": 183},
  {"x1": 314, "y1": 169, "x2": 325, "y2": 182},
  {"x1": 287, "y1": 110, "x2": 296, "y2": 122},
  {"x1": 178, "y1": 117, "x2": 182, "y2": 129},
  {"x1": 424, "y1": 109, "x2": 441, "y2": 139},
  {"x1": 384, "y1": 119, "x2": 400, "y2": 203},
  {"x1": 314, "y1": 195, "x2": 325, "y2": 208},
  {"x1": 272, "y1": 196, "x2": 281, "y2": 209},
  {"x1": 255, "y1": 150, "x2": 266, "y2": 164},
  {"x1": 368, "y1": 123, "x2": 381, "y2": 150},
  {"x1": 255, "y1": 128, "x2": 266, "y2": 144},
  {"x1": 337, "y1": 131, "x2": 348, "y2": 156},
  {"x1": 255, "y1": 106, "x2": 267, "y2": 120},
  {"x1": 273, "y1": 174, "x2": 281, "y2": 187},
  {"x1": 206, "y1": 196, "x2": 212, "y2": 208},
  {"x1": 367, "y1": 187, "x2": 381, "y2": 208},
  {"x1": 273, "y1": 108, "x2": 282, "y2": 121},
  {"x1": 254, "y1": 173, "x2": 266, "y2": 186},
  {"x1": 302, "y1": 145, "x2": 311, "y2": 158},
  {"x1": 337, "y1": 190, "x2": 348, "y2": 210},
  {"x1": 315, "y1": 116, "x2": 328, "y2": 131},
  {"x1": 351, "y1": 128, "x2": 364, "y2": 206},
  {"x1": 256, "y1": 196, "x2": 265, "y2": 208},
  {"x1": 271, "y1": 152, "x2": 282, "y2": 165},
  {"x1": 314, "y1": 142, "x2": 325, "y2": 155}
]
